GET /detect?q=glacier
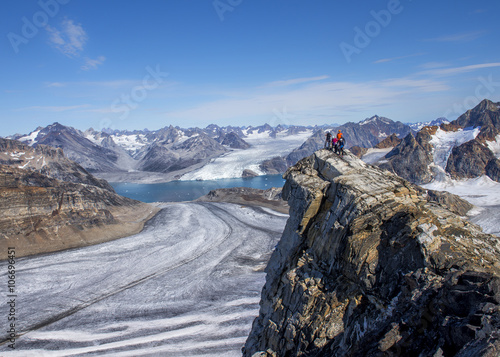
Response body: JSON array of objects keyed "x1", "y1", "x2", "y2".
[
  {"x1": 0, "y1": 202, "x2": 287, "y2": 356},
  {"x1": 180, "y1": 130, "x2": 312, "y2": 181}
]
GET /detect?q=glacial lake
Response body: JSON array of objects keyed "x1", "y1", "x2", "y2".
[{"x1": 110, "y1": 174, "x2": 286, "y2": 203}]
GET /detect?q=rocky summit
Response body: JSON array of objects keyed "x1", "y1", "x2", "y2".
[{"x1": 244, "y1": 149, "x2": 500, "y2": 356}]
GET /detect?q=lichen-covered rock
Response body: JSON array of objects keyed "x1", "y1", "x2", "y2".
[{"x1": 244, "y1": 150, "x2": 500, "y2": 357}]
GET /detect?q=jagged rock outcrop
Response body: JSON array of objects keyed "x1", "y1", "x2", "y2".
[
  {"x1": 373, "y1": 100, "x2": 500, "y2": 185},
  {"x1": 450, "y1": 99, "x2": 500, "y2": 134},
  {"x1": 486, "y1": 159, "x2": 500, "y2": 181},
  {"x1": 442, "y1": 100, "x2": 500, "y2": 182},
  {"x1": 379, "y1": 128, "x2": 435, "y2": 184},
  {"x1": 244, "y1": 149, "x2": 500, "y2": 356}
]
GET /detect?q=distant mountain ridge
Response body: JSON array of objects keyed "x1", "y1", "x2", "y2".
[
  {"x1": 377, "y1": 99, "x2": 500, "y2": 184},
  {"x1": 6, "y1": 116, "x2": 449, "y2": 181}
]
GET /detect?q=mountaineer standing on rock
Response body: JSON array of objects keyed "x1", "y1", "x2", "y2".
[
  {"x1": 334, "y1": 130, "x2": 345, "y2": 155},
  {"x1": 324, "y1": 131, "x2": 332, "y2": 149},
  {"x1": 337, "y1": 136, "x2": 345, "y2": 155}
]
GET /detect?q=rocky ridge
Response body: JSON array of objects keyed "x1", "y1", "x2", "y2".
[
  {"x1": 380, "y1": 99, "x2": 500, "y2": 184},
  {"x1": 0, "y1": 138, "x2": 159, "y2": 259},
  {"x1": 244, "y1": 149, "x2": 500, "y2": 356},
  {"x1": 0, "y1": 164, "x2": 158, "y2": 259},
  {"x1": 0, "y1": 138, "x2": 113, "y2": 191}
]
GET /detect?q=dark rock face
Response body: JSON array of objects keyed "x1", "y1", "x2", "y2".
[
  {"x1": 219, "y1": 132, "x2": 251, "y2": 149},
  {"x1": 374, "y1": 133, "x2": 402, "y2": 149},
  {"x1": 439, "y1": 100, "x2": 500, "y2": 183},
  {"x1": 379, "y1": 130, "x2": 435, "y2": 184},
  {"x1": 486, "y1": 158, "x2": 500, "y2": 181},
  {"x1": 260, "y1": 156, "x2": 288, "y2": 175},
  {"x1": 445, "y1": 139, "x2": 496, "y2": 180},
  {"x1": 244, "y1": 150, "x2": 500, "y2": 357}
]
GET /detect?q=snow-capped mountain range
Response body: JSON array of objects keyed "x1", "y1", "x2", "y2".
[
  {"x1": 6, "y1": 118, "x2": 412, "y2": 182},
  {"x1": 5, "y1": 109, "x2": 487, "y2": 183},
  {"x1": 356, "y1": 99, "x2": 500, "y2": 235}
]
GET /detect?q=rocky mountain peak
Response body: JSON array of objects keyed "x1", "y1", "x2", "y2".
[
  {"x1": 218, "y1": 131, "x2": 251, "y2": 149},
  {"x1": 451, "y1": 98, "x2": 500, "y2": 131},
  {"x1": 374, "y1": 133, "x2": 401, "y2": 148},
  {"x1": 244, "y1": 149, "x2": 500, "y2": 356},
  {"x1": 381, "y1": 132, "x2": 435, "y2": 184}
]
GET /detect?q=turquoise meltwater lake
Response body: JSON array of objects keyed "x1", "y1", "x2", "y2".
[{"x1": 110, "y1": 174, "x2": 286, "y2": 203}]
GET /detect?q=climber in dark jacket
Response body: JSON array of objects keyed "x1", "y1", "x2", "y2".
[{"x1": 324, "y1": 132, "x2": 332, "y2": 149}]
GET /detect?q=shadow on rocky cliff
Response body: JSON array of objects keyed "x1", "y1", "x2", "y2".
[{"x1": 244, "y1": 149, "x2": 500, "y2": 357}]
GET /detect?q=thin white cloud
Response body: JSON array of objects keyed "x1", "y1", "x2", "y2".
[
  {"x1": 423, "y1": 31, "x2": 485, "y2": 42},
  {"x1": 16, "y1": 104, "x2": 90, "y2": 112},
  {"x1": 44, "y1": 80, "x2": 138, "y2": 89},
  {"x1": 418, "y1": 62, "x2": 451, "y2": 69},
  {"x1": 380, "y1": 78, "x2": 449, "y2": 92},
  {"x1": 374, "y1": 53, "x2": 425, "y2": 64},
  {"x1": 162, "y1": 76, "x2": 448, "y2": 123},
  {"x1": 45, "y1": 82, "x2": 67, "y2": 88},
  {"x1": 81, "y1": 56, "x2": 106, "y2": 71},
  {"x1": 264, "y1": 75, "x2": 330, "y2": 87},
  {"x1": 419, "y1": 63, "x2": 500, "y2": 76},
  {"x1": 46, "y1": 18, "x2": 88, "y2": 57}
]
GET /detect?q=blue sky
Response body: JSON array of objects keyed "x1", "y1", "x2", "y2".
[{"x1": 1, "y1": 0, "x2": 500, "y2": 136}]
